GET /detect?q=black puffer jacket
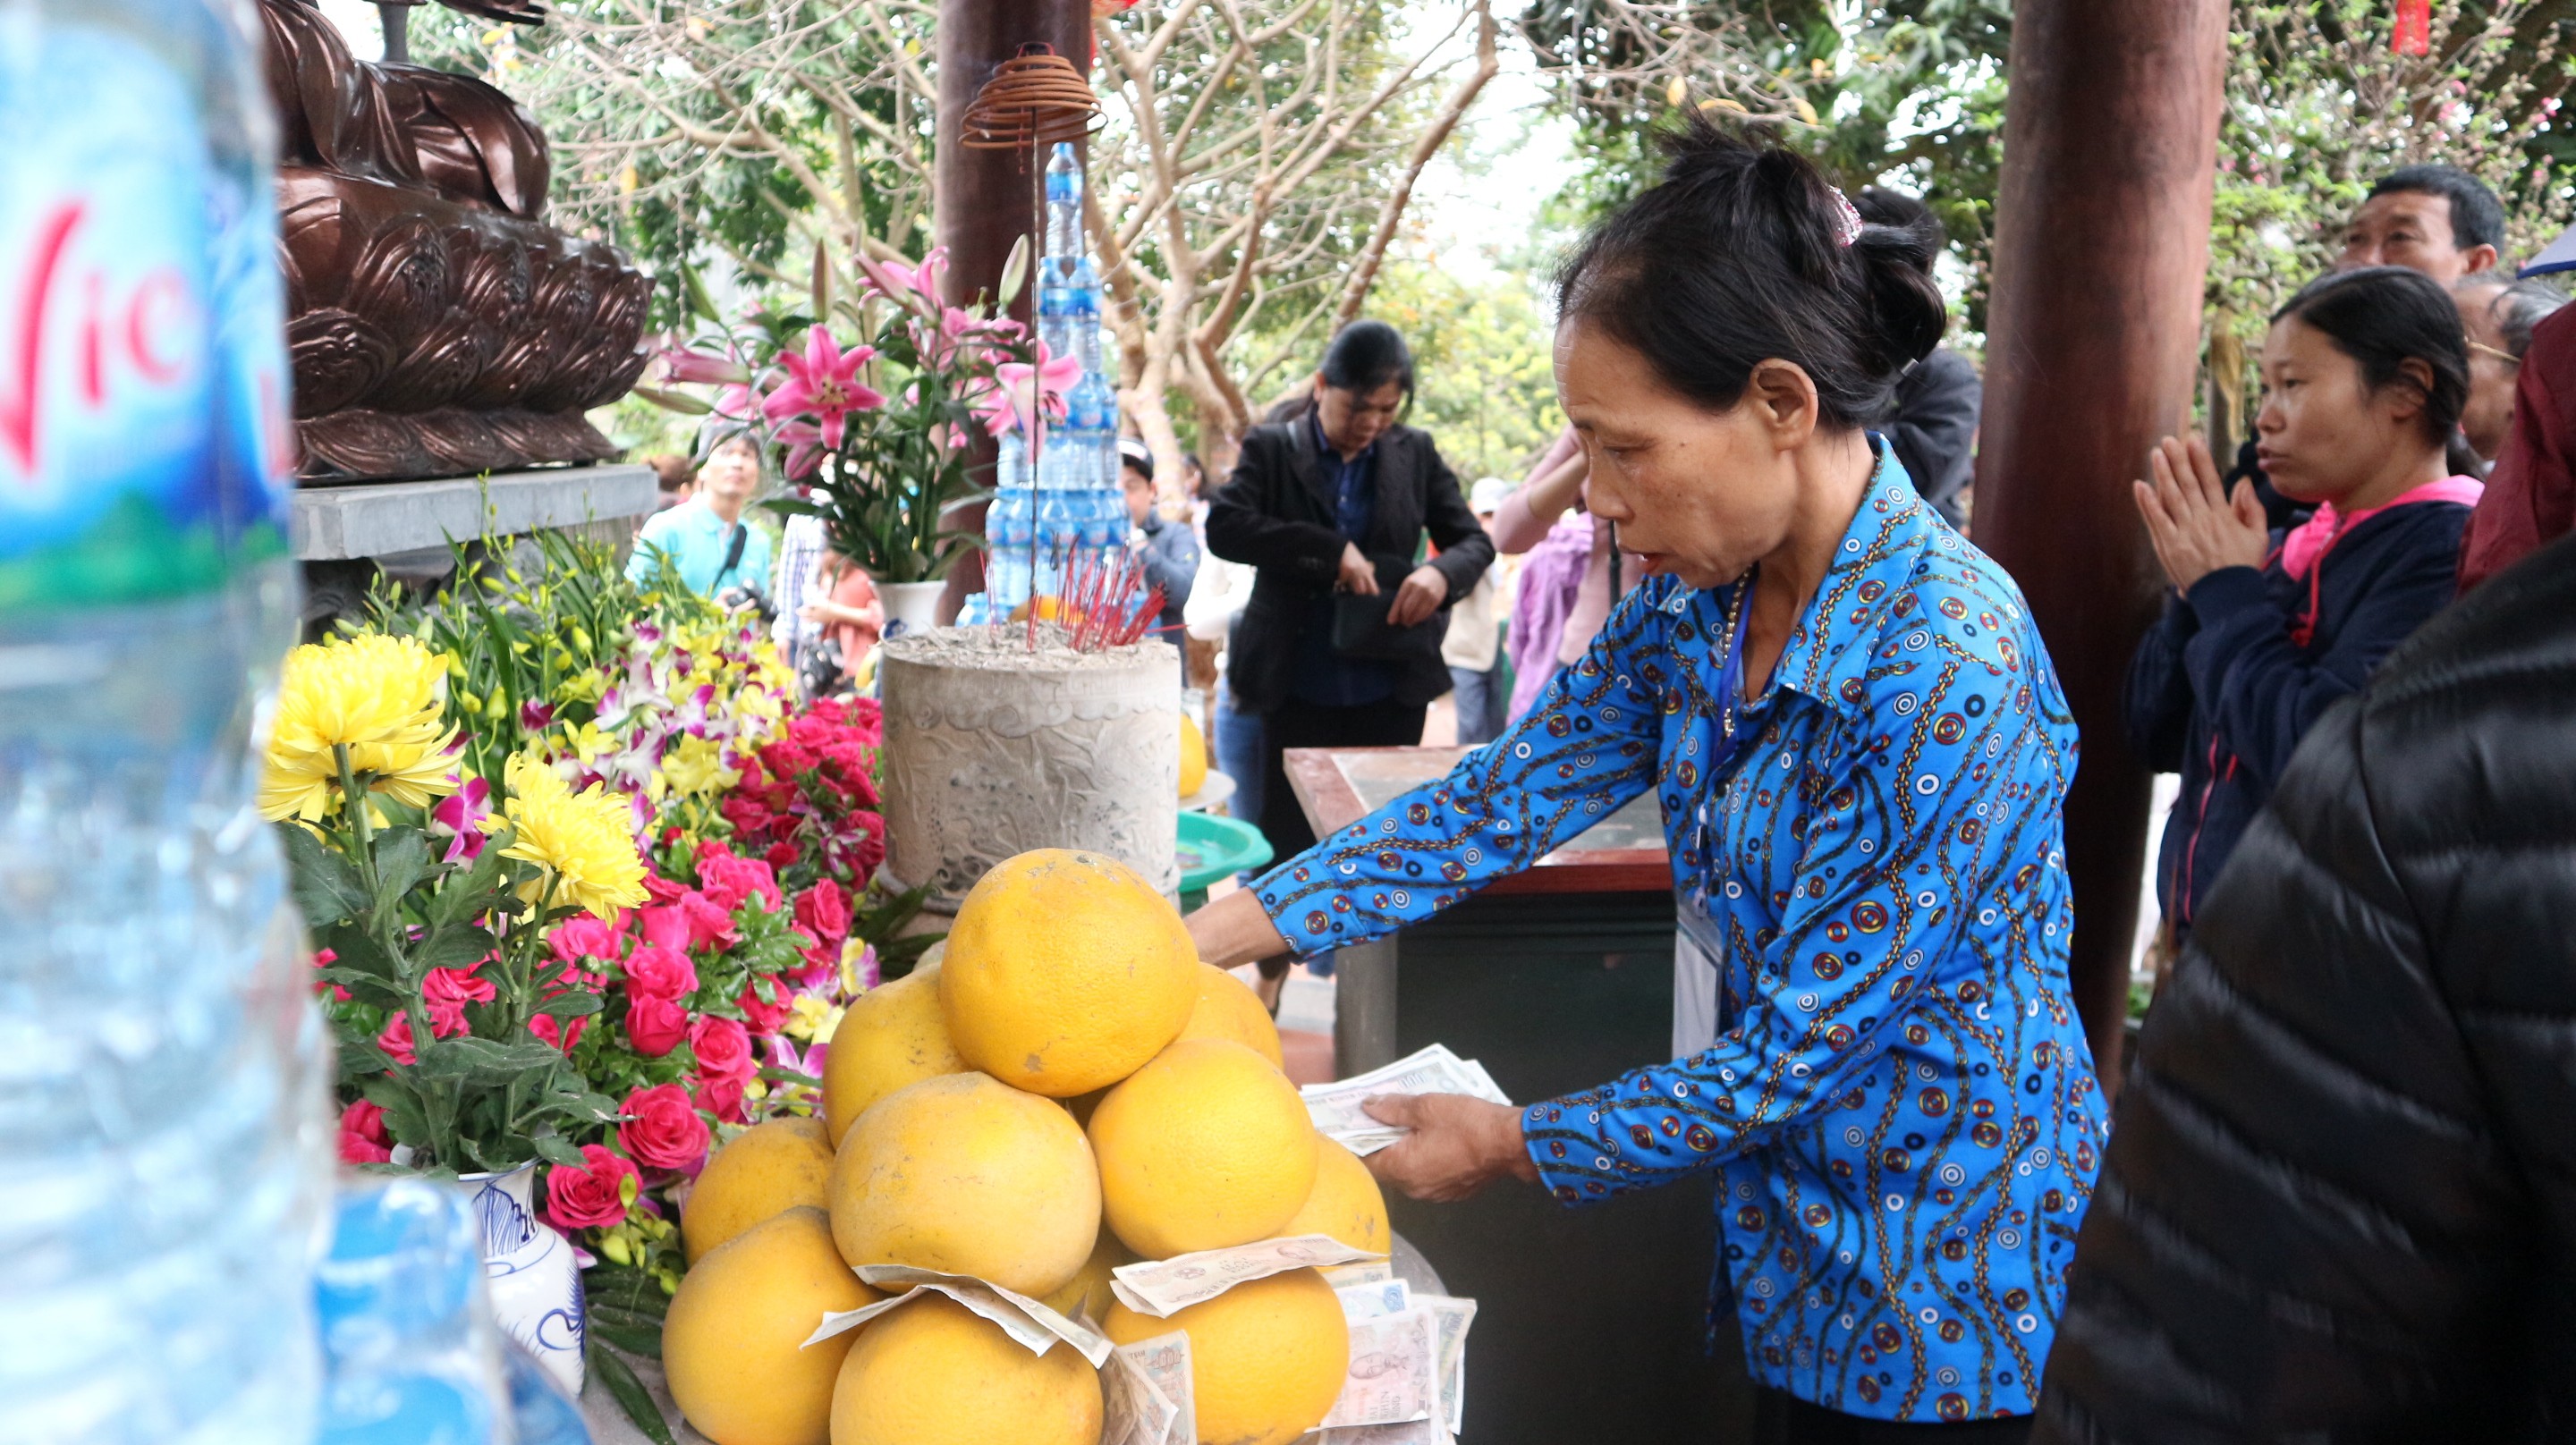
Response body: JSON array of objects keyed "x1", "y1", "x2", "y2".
[{"x1": 2036, "y1": 530, "x2": 2576, "y2": 1443}]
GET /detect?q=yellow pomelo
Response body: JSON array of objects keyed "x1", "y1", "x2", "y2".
[
  {"x1": 1103, "y1": 1269, "x2": 1349, "y2": 1445},
  {"x1": 682, "y1": 1117, "x2": 835, "y2": 1265},
  {"x1": 1275, "y1": 1136, "x2": 1387, "y2": 1256},
  {"x1": 828, "y1": 1071, "x2": 1101, "y2": 1297},
  {"x1": 1038, "y1": 1230, "x2": 1134, "y2": 1326},
  {"x1": 830, "y1": 1292, "x2": 1103, "y2": 1445},
  {"x1": 1174, "y1": 963, "x2": 1284, "y2": 1069},
  {"x1": 821, "y1": 965, "x2": 970, "y2": 1146},
  {"x1": 1179, "y1": 714, "x2": 1209, "y2": 797},
  {"x1": 939, "y1": 849, "x2": 1198, "y2": 1097},
  {"x1": 1089, "y1": 1037, "x2": 1318, "y2": 1258},
  {"x1": 665, "y1": 1207, "x2": 878, "y2": 1445}
]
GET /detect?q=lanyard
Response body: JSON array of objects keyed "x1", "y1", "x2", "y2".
[{"x1": 1681, "y1": 573, "x2": 1756, "y2": 959}]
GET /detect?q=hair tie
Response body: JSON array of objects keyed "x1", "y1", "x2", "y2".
[{"x1": 1827, "y1": 185, "x2": 1864, "y2": 249}]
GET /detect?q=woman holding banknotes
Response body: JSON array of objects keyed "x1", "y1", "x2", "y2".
[{"x1": 1187, "y1": 120, "x2": 2104, "y2": 1443}]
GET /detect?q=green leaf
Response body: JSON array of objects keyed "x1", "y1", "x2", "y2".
[
  {"x1": 372, "y1": 828, "x2": 434, "y2": 913},
  {"x1": 362, "y1": 1077, "x2": 436, "y2": 1147},
  {"x1": 535, "y1": 990, "x2": 605, "y2": 1019},
  {"x1": 530, "y1": 1129, "x2": 588, "y2": 1169},
  {"x1": 589, "y1": 1340, "x2": 680, "y2": 1445},
  {"x1": 416, "y1": 1036, "x2": 575, "y2": 1086},
  {"x1": 284, "y1": 824, "x2": 370, "y2": 928},
  {"x1": 681, "y1": 263, "x2": 720, "y2": 325},
  {"x1": 412, "y1": 925, "x2": 499, "y2": 976}
]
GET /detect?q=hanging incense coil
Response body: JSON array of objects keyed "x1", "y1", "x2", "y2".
[{"x1": 961, "y1": 45, "x2": 1101, "y2": 150}]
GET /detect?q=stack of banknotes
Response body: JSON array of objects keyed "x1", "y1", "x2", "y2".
[{"x1": 1300, "y1": 1044, "x2": 1513, "y2": 1155}]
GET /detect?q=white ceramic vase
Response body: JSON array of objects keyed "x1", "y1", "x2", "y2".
[
  {"x1": 460, "y1": 1163, "x2": 585, "y2": 1398},
  {"x1": 880, "y1": 579, "x2": 947, "y2": 639}
]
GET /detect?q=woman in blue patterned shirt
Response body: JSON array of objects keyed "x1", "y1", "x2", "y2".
[{"x1": 1187, "y1": 120, "x2": 2106, "y2": 1442}]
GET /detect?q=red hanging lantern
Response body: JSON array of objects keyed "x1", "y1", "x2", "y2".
[{"x1": 2394, "y1": 0, "x2": 2432, "y2": 55}]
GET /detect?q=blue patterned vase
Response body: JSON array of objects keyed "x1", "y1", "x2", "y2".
[{"x1": 459, "y1": 1163, "x2": 586, "y2": 1397}]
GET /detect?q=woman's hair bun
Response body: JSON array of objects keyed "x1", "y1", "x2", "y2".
[{"x1": 1557, "y1": 112, "x2": 1952, "y2": 427}]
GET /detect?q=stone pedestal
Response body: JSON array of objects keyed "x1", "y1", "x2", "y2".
[{"x1": 878, "y1": 630, "x2": 1180, "y2": 910}]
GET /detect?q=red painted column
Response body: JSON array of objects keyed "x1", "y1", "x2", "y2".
[
  {"x1": 1972, "y1": 0, "x2": 2229, "y2": 1086},
  {"x1": 932, "y1": 0, "x2": 1093, "y2": 621}
]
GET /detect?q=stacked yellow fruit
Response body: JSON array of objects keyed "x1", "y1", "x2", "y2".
[{"x1": 658, "y1": 848, "x2": 1356, "y2": 1445}]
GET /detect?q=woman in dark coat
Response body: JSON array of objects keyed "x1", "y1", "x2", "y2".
[
  {"x1": 1207, "y1": 321, "x2": 1494, "y2": 861},
  {"x1": 2036, "y1": 526, "x2": 2576, "y2": 1443},
  {"x1": 2125, "y1": 266, "x2": 2481, "y2": 936}
]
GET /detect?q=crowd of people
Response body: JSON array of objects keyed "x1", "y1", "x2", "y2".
[{"x1": 614, "y1": 129, "x2": 2576, "y2": 1438}]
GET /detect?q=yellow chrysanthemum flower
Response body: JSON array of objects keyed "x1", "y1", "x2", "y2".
[
  {"x1": 259, "y1": 634, "x2": 460, "y2": 823},
  {"x1": 496, "y1": 753, "x2": 648, "y2": 919},
  {"x1": 658, "y1": 732, "x2": 739, "y2": 798}
]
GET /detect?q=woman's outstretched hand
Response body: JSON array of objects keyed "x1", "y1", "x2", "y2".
[
  {"x1": 2135, "y1": 435, "x2": 2267, "y2": 592},
  {"x1": 1359, "y1": 1094, "x2": 1540, "y2": 1204}
]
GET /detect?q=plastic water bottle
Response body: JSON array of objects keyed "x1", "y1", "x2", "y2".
[
  {"x1": 1033, "y1": 431, "x2": 1080, "y2": 601},
  {"x1": 314, "y1": 1181, "x2": 511, "y2": 1445},
  {"x1": 1, "y1": 3, "x2": 332, "y2": 1442},
  {"x1": 986, "y1": 433, "x2": 1035, "y2": 616},
  {"x1": 1038, "y1": 145, "x2": 1083, "y2": 362}
]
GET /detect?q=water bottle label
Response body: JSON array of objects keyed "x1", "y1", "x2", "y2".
[{"x1": 0, "y1": 23, "x2": 293, "y2": 614}]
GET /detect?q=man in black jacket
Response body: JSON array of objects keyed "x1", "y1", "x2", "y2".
[
  {"x1": 1207, "y1": 321, "x2": 1493, "y2": 864},
  {"x1": 2034, "y1": 530, "x2": 2576, "y2": 1442}
]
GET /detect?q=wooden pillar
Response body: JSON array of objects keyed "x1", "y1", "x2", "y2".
[
  {"x1": 932, "y1": 0, "x2": 1093, "y2": 621},
  {"x1": 1972, "y1": 0, "x2": 2228, "y2": 1086}
]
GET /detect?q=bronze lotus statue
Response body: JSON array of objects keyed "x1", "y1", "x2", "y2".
[{"x1": 260, "y1": 0, "x2": 651, "y2": 482}]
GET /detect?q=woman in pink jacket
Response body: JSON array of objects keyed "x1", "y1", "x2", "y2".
[{"x1": 1493, "y1": 427, "x2": 1645, "y2": 717}]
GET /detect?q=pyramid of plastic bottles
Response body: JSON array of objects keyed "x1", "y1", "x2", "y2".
[{"x1": 980, "y1": 143, "x2": 1124, "y2": 621}]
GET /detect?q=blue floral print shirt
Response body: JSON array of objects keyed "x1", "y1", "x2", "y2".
[{"x1": 1252, "y1": 454, "x2": 2108, "y2": 1423}]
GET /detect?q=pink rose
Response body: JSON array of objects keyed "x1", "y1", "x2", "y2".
[
  {"x1": 678, "y1": 892, "x2": 739, "y2": 952},
  {"x1": 635, "y1": 904, "x2": 690, "y2": 954},
  {"x1": 336, "y1": 1098, "x2": 393, "y2": 1162},
  {"x1": 529, "y1": 1013, "x2": 588, "y2": 1054},
  {"x1": 737, "y1": 976, "x2": 792, "y2": 1035},
  {"x1": 618, "y1": 1083, "x2": 711, "y2": 1171},
  {"x1": 543, "y1": 1144, "x2": 638, "y2": 1232},
  {"x1": 548, "y1": 915, "x2": 628, "y2": 965},
  {"x1": 699, "y1": 852, "x2": 784, "y2": 914},
  {"x1": 422, "y1": 964, "x2": 494, "y2": 1040},
  {"x1": 695, "y1": 1072, "x2": 748, "y2": 1125},
  {"x1": 377, "y1": 1011, "x2": 417, "y2": 1066},
  {"x1": 312, "y1": 947, "x2": 350, "y2": 1002},
  {"x1": 623, "y1": 994, "x2": 690, "y2": 1057},
  {"x1": 622, "y1": 942, "x2": 699, "y2": 1001},
  {"x1": 794, "y1": 880, "x2": 850, "y2": 948},
  {"x1": 643, "y1": 871, "x2": 690, "y2": 906},
  {"x1": 690, "y1": 1015, "x2": 756, "y2": 1083}
]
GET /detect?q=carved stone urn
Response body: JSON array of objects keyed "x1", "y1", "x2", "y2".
[
  {"x1": 258, "y1": 1, "x2": 651, "y2": 482},
  {"x1": 877, "y1": 630, "x2": 1182, "y2": 911}
]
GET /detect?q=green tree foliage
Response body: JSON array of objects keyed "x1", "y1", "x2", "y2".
[{"x1": 1362, "y1": 261, "x2": 1565, "y2": 482}]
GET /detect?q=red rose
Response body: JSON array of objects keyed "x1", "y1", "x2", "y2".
[
  {"x1": 377, "y1": 1011, "x2": 418, "y2": 1066},
  {"x1": 737, "y1": 976, "x2": 793, "y2": 1035},
  {"x1": 691, "y1": 1014, "x2": 756, "y2": 1082},
  {"x1": 794, "y1": 879, "x2": 850, "y2": 948},
  {"x1": 720, "y1": 795, "x2": 776, "y2": 838},
  {"x1": 422, "y1": 964, "x2": 494, "y2": 1039},
  {"x1": 635, "y1": 904, "x2": 690, "y2": 954},
  {"x1": 678, "y1": 892, "x2": 739, "y2": 951},
  {"x1": 619, "y1": 1083, "x2": 711, "y2": 1171},
  {"x1": 312, "y1": 947, "x2": 351, "y2": 1002},
  {"x1": 623, "y1": 994, "x2": 690, "y2": 1057},
  {"x1": 643, "y1": 871, "x2": 689, "y2": 906},
  {"x1": 529, "y1": 1013, "x2": 587, "y2": 1054},
  {"x1": 548, "y1": 915, "x2": 628, "y2": 965},
  {"x1": 766, "y1": 741, "x2": 819, "y2": 778},
  {"x1": 543, "y1": 1144, "x2": 638, "y2": 1231},
  {"x1": 336, "y1": 1098, "x2": 393, "y2": 1162},
  {"x1": 695, "y1": 1072, "x2": 749, "y2": 1124},
  {"x1": 699, "y1": 852, "x2": 784, "y2": 914},
  {"x1": 622, "y1": 942, "x2": 699, "y2": 1001},
  {"x1": 767, "y1": 843, "x2": 802, "y2": 873}
]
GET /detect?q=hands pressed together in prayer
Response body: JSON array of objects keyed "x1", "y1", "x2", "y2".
[
  {"x1": 2133, "y1": 435, "x2": 2269, "y2": 593},
  {"x1": 1359, "y1": 1094, "x2": 1539, "y2": 1204}
]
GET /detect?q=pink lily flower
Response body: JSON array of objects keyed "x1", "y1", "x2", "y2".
[
  {"x1": 774, "y1": 419, "x2": 826, "y2": 480},
  {"x1": 974, "y1": 341, "x2": 1081, "y2": 439},
  {"x1": 657, "y1": 344, "x2": 750, "y2": 386},
  {"x1": 764, "y1": 326, "x2": 885, "y2": 449},
  {"x1": 712, "y1": 382, "x2": 762, "y2": 422}
]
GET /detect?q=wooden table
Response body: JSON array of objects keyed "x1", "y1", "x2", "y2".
[{"x1": 1284, "y1": 746, "x2": 1753, "y2": 1443}]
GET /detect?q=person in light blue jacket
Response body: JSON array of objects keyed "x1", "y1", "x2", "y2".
[
  {"x1": 1186, "y1": 117, "x2": 2101, "y2": 1441},
  {"x1": 628, "y1": 427, "x2": 772, "y2": 599}
]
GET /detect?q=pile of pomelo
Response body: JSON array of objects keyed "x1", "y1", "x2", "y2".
[{"x1": 660, "y1": 848, "x2": 1386, "y2": 1445}]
